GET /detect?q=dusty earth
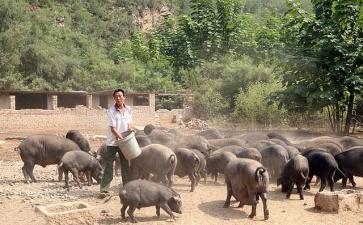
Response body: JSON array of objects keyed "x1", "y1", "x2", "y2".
[{"x1": 1, "y1": 124, "x2": 363, "y2": 225}]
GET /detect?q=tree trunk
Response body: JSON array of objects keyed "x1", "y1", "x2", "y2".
[
  {"x1": 327, "y1": 106, "x2": 334, "y2": 132},
  {"x1": 344, "y1": 91, "x2": 355, "y2": 134},
  {"x1": 335, "y1": 103, "x2": 340, "y2": 133}
]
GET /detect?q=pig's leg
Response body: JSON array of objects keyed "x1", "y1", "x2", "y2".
[
  {"x1": 58, "y1": 167, "x2": 64, "y2": 181},
  {"x1": 21, "y1": 164, "x2": 30, "y2": 183},
  {"x1": 159, "y1": 203, "x2": 175, "y2": 219},
  {"x1": 328, "y1": 175, "x2": 334, "y2": 192},
  {"x1": 297, "y1": 182, "x2": 304, "y2": 200},
  {"x1": 159, "y1": 175, "x2": 170, "y2": 187},
  {"x1": 194, "y1": 171, "x2": 201, "y2": 187},
  {"x1": 155, "y1": 206, "x2": 161, "y2": 217},
  {"x1": 223, "y1": 178, "x2": 232, "y2": 208},
  {"x1": 201, "y1": 169, "x2": 207, "y2": 184},
  {"x1": 23, "y1": 163, "x2": 36, "y2": 183},
  {"x1": 248, "y1": 191, "x2": 257, "y2": 218},
  {"x1": 78, "y1": 172, "x2": 87, "y2": 182},
  {"x1": 350, "y1": 175, "x2": 356, "y2": 187},
  {"x1": 261, "y1": 192, "x2": 269, "y2": 220},
  {"x1": 120, "y1": 204, "x2": 128, "y2": 220},
  {"x1": 187, "y1": 173, "x2": 196, "y2": 192},
  {"x1": 85, "y1": 171, "x2": 92, "y2": 186},
  {"x1": 249, "y1": 203, "x2": 257, "y2": 219},
  {"x1": 167, "y1": 171, "x2": 173, "y2": 187},
  {"x1": 319, "y1": 177, "x2": 327, "y2": 192},
  {"x1": 341, "y1": 176, "x2": 348, "y2": 188},
  {"x1": 286, "y1": 182, "x2": 294, "y2": 199},
  {"x1": 237, "y1": 202, "x2": 244, "y2": 208},
  {"x1": 69, "y1": 168, "x2": 82, "y2": 189},
  {"x1": 127, "y1": 205, "x2": 138, "y2": 223},
  {"x1": 304, "y1": 176, "x2": 312, "y2": 190},
  {"x1": 64, "y1": 171, "x2": 70, "y2": 188},
  {"x1": 214, "y1": 173, "x2": 218, "y2": 183}
]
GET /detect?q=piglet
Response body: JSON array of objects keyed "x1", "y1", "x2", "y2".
[
  {"x1": 58, "y1": 150, "x2": 103, "y2": 189},
  {"x1": 119, "y1": 180, "x2": 182, "y2": 223}
]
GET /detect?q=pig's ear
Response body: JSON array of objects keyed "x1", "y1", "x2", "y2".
[
  {"x1": 172, "y1": 196, "x2": 181, "y2": 202},
  {"x1": 277, "y1": 177, "x2": 282, "y2": 187},
  {"x1": 88, "y1": 150, "x2": 97, "y2": 157},
  {"x1": 98, "y1": 172, "x2": 104, "y2": 180}
]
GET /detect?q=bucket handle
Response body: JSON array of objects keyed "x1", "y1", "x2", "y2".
[{"x1": 117, "y1": 129, "x2": 136, "y2": 140}]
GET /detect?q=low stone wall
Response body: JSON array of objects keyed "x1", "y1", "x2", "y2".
[
  {"x1": 0, "y1": 106, "x2": 192, "y2": 136},
  {"x1": 0, "y1": 106, "x2": 156, "y2": 135}
]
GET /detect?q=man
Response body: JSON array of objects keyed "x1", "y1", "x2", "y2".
[{"x1": 99, "y1": 88, "x2": 133, "y2": 199}]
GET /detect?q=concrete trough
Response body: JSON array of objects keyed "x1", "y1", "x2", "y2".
[{"x1": 35, "y1": 201, "x2": 92, "y2": 216}]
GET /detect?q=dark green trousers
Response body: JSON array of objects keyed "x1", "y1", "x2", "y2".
[{"x1": 100, "y1": 145, "x2": 132, "y2": 193}]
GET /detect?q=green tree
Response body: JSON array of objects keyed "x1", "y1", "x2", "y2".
[
  {"x1": 110, "y1": 28, "x2": 179, "y2": 92},
  {"x1": 277, "y1": 0, "x2": 363, "y2": 133},
  {"x1": 0, "y1": 0, "x2": 30, "y2": 89},
  {"x1": 156, "y1": 16, "x2": 198, "y2": 72}
]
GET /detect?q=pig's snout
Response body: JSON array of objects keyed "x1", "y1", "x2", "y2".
[
  {"x1": 169, "y1": 196, "x2": 182, "y2": 214},
  {"x1": 96, "y1": 171, "x2": 104, "y2": 183}
]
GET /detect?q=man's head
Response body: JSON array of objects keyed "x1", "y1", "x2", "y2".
[
  {"x1": 113, "y1": 89, "x2": 126, "y2": 106},
  {"x1": 113, "y1": 88, "x2": 125, "y2": 97}
]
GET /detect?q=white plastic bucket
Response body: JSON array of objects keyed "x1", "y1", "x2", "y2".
[{"x1": 116, "y1": 131, "x2": 141, "y2": 160}]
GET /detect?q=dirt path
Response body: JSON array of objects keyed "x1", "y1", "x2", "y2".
[{"x1": 1, "y1": 128, "x2": 363, "y2": 225}]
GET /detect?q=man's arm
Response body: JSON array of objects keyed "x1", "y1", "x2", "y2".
[
  {"x1": 127, "y1": 123, "x2": 133, "y2": 131},
  {"x1": 110, "y1": 126, "x2": 122, "y2": 139}
]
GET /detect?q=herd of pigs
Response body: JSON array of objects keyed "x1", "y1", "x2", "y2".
[{"x1": 13, "y1": 124, "x2": 363, "y2": 223}]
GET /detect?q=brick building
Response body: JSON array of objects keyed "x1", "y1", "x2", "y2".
[
  {"x1": 0, "y1": 90, "x2": 154, "y2": 111},
  {"x1": 0, "y1": 90, "x2": 156, "y2": 134}
]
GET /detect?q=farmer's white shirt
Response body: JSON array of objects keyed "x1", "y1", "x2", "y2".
[{"x1": 106, "y1": 104, "x2": 132, "y2": 146}]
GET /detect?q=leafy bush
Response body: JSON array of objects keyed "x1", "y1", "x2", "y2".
[
  {"x1": 232, "y1": 81, "x2": 287, "y2": 128},
  {"x1": 232, "y1": 81, "x2": 331, "y2": 130},
  {"x1": 156, "y1": 95, "x2": 184, "y2": 110},
  {"x1": 191, "y1": 81, "x2": 229, "y2": 120}
]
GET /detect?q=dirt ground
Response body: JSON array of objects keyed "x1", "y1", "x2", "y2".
[{"x1": 1, "y1": 123, "x2": 363, "y2": 225}]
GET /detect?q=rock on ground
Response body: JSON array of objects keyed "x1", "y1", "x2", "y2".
[{"x1": 314, "y1": 189, "x2": 363, "y2": 213}]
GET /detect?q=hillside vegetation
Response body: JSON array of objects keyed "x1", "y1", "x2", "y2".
[{"x1": 1, "y1": 0, "x2": 362, "y2": 133}]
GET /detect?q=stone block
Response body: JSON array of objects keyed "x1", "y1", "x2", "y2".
[
  {"x1": 35, "y1": 201, "x2": 96, "y2": 225},
  {"x1": 314, "y1": 189, "x2": 363, "y2": 213},
  {"x1": 35, "y1": 201, "x2": 92, "y2": 216}
]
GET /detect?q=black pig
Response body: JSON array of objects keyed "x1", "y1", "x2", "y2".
[
  {"x1": 119, "y1": 180, "x2": 182, "y2": 223},
  {"x1": 15, "y1": 134, "x2": 82, "y2": 183},
  {"x1": 277, "y1": 154, "x2": 309, "y2": 199},
  {"x1": 58, "y1": 150, "x2": 104, "y2": 188}
]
